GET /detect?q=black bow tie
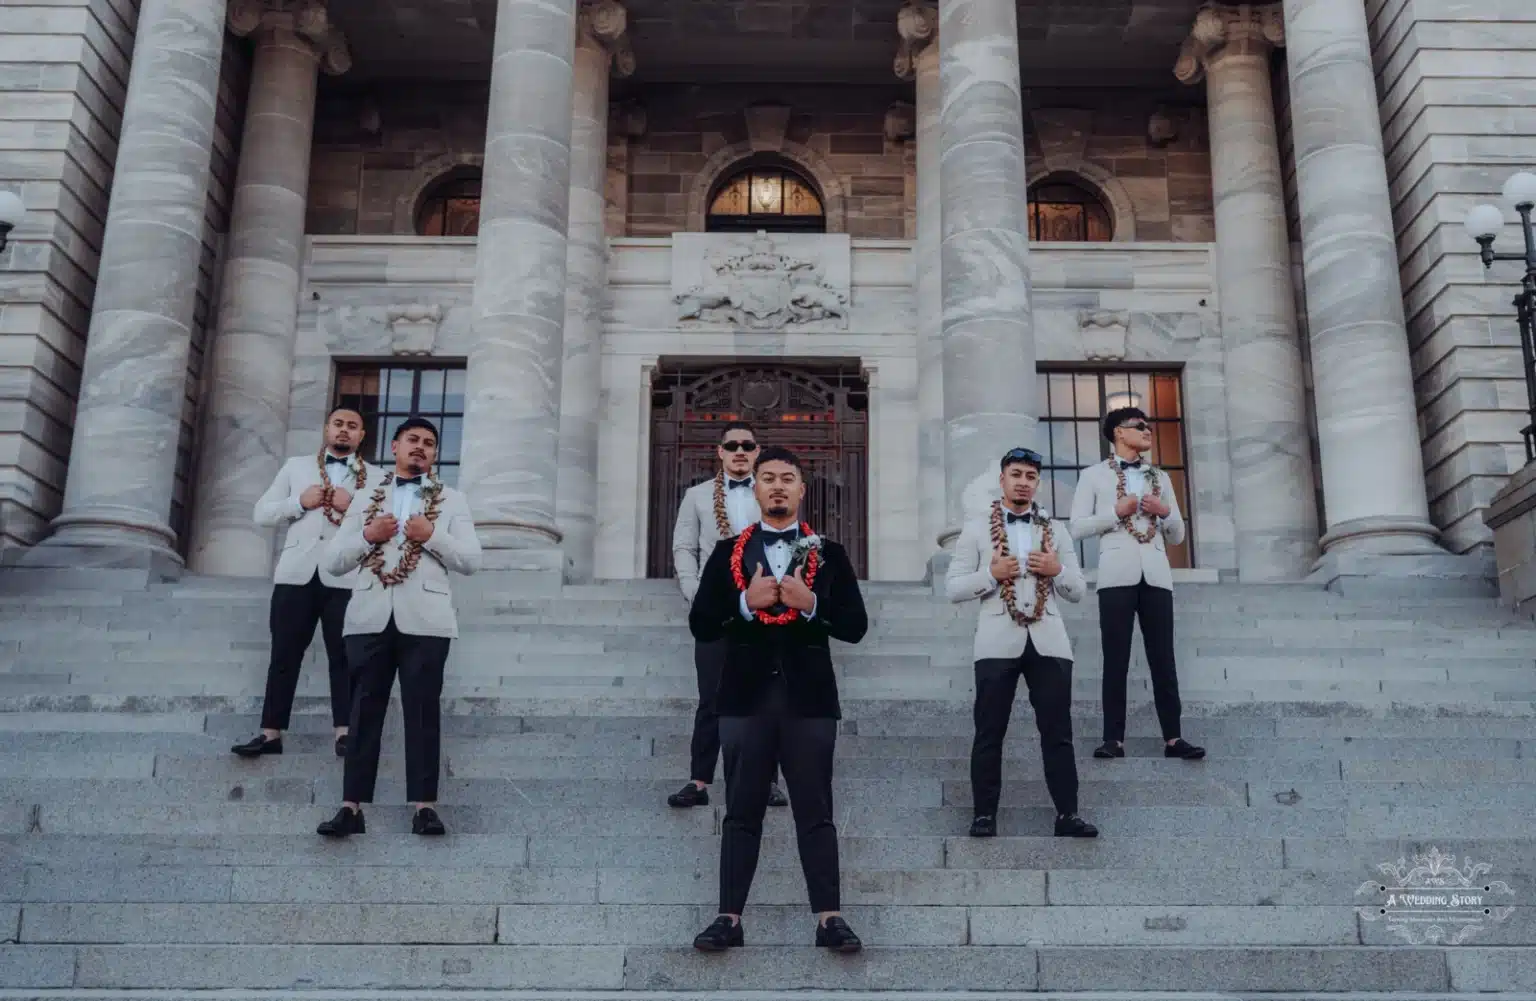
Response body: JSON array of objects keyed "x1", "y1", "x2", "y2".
[
  {"x1": 727, "y1": 478, "x2": 752, "y2": 490},
  {"x1": 1006, "y1": 511, "x2": 1036, "y2": 525},
  {"x1": 325, "y1": 456, "x2": 349, "y2": 467},
  {"x1": 1119, "y1": 459, "x2": 1143, "y2": 469},
  {"x1": 759, "y1": 528, "x2": 798, "y2": 547},
  {"x1": 395, "y1": 475, "x2": 423, "y2": 487}
]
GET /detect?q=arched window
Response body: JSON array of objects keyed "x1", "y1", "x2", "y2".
[
  {"x1": 416, "y1": 168, "x2": 482, "y2": 236},
  {"x1": 1028, "y1": 177, "x2": 1113, "y2": 242},
  {"x1": 706, "y1": 162, "x2": 825, "y2": 233}
]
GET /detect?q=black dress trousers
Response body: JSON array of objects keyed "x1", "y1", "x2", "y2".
[
  {"x1": 688, "y1": 637, "x2": 727, "y2": 784},
  {"x1": 1098, "y1": 577, "x2": 1183, "y2": 743},
  {"x1": 260, "y1": 571, "x2": 351, "y2": 729},
  {"x1": 718, "y1": 673, "x2": 839, "y2": 915},
  {"x1": 342, "y1": 616, "x2": 452, "y2": 804},
  {"x1": 971, "y1": 638, "x2": 1079, "y2": 818}
]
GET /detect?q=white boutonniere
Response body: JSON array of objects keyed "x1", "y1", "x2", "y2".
[
  {"x1": 420, "y1": 476, "x2": 444, "y2": 500},
  {"x1": 793, "y1": 533, "x2": 823, "y2": 559}
]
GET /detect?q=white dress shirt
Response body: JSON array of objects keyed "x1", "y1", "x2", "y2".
[
  {"x1": 738, "y1": 521, "x2": 818, "y2": 621},
  {"x1": 392, "y1": 476, "x2": 424, "y2": 537},
  {"x1": 724, "y1": 475, "x2": 756, "y2": 534},
  {"x1": 1002, "y1": 506, "x2": 1042, "y2": 560},
  {"x1": 1118, "y1": 458, "x2": 1149, "y2": 498}
]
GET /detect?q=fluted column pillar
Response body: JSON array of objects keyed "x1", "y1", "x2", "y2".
[
  {"x1": 459, "y1": 0, "x2": 578, "y2": 568},
  {"x1": 937, "y1": 0, "x2": 1038, "y2": 542},
  {"x1": 188, "y1": 1, "x2": 350, "y2": 577},
  {"x1": 1283, "y1": 0, "x2": 1440, "y2": 559},
  {"x1": 39, "y1": 0, "x2": 227, "y2": 566},
  {"x1": 1176, "y1": 2, "x2": 1317, "y2": 580},
  {"x1": 896, "y1": 0, "x2": 945, "y2": 554},
  {"x1": 555, "y1": 0, "x2": 632, "y2": 582}
]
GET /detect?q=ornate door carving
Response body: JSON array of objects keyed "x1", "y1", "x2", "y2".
[{"x1": 647, "y1": 361, "x2": 869, "y2": 579}]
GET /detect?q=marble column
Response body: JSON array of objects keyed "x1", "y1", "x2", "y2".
[
  {"x1": 937, "y1": 0, "x2": 1038, "y2": 541},
  {"x1": 555, "y1": 0, "x2": 632, "y2": 582},
  {"x1": 40, "y1": 0, "x2": 227, "y2": 564},
  {"x1": 187, "y1": 1, "x2": 350, "y2": 577},
  {"x1": 1176, "y1": 3, "x2": 1318, "y2": 580},
  {"x1": 459, "y1": 0, "x2": 578, "y2": 566},
  {"x1": 1282, "y1": 0, "x2": 1440, "y2": 557},
  {"x1": 896, "y1": 0, "x2": 945, "y2": 552}
]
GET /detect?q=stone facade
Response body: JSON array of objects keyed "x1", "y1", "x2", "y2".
[
  {"x1": 1367, "y1": 0, "x2": 1535, "y2": 556},
  {"x1": 0, "y1": 0, "x2": 1527, "y2": 591}
]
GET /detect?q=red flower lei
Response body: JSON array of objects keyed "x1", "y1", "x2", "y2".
[{"x1": 730, "y1": 522, "x2": 819, "y2": 625}]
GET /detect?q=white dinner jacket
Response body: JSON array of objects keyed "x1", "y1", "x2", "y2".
[
  {"x1": 945, "y1": 510, "x2": 1086, "y2": 662},
  {"x1": 254, "y1": 454, "x2": 383, "y2": 587},
  {"x1": 322, "y1": 476, "x2": 482, "y2": 638},
  {"x1": 672, "y1": 475, "x2": 760, "y2": 603},
  {"x1": 1068, "y1": 459, "x2": 1185, "y2": 591}
]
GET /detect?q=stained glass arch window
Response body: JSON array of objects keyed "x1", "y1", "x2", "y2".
[
  {"x1": 1028, "y1": 176, "x2": 1114, "y2": 242},
  {"x1": 706, "y1": 162, "x2": 826, "y2": 233},
  {"x1": 416, "y1": 168, "x2": 482, "y2": 237}
]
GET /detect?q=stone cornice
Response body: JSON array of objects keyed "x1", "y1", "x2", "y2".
[
  {"x1": 1174, "y1": 1, "x2": 1283, "y2": 85},
  {"x1": 579, "y1": 0, "x2": 635, "y2": 78},
  {"x1": 228, "y1": 0, "x2": 351, "y2": 75},
  {"x1": 893, "y1": 0, "x2": 937, "y2": 81}
]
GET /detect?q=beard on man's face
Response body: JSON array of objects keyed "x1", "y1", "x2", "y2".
[{"x1": 329, "y1": 440, "x2": 353, "y2": 455}]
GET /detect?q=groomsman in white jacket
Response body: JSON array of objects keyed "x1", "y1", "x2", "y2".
[
  {"x1": 316, "y1": 416, "x2": 481, "y2": 838},
  {"x1": 1069, "y1": 406, "x2": 1205, "y2": 762},
  {"x1": 946, "y1": 447, "x2": 1098, "y2": 839},
  {"x1": 232, "y1": 408, "x2": 378, "y2": 760}
]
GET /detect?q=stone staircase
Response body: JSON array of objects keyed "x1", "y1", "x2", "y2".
[{"x1": 1, "y1": 569, "x2": 1535, "y2": 996}]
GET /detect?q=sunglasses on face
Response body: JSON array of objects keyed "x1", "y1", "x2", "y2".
[
  {"x1": 1121, "y1": 421, "x2": 1151, "y2": 432},
  {"x1": 1003, "y1": 447, "x2": 1044, "y2": 467},
  {"x1": 720, "y1": 440, "x2": 758, "y2": 453}
]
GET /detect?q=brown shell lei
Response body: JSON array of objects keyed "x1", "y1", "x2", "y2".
[
  {"x1": 711, "y1": 470, "x2": 732, "y2": 539},
  {"x1": 1112, "y1": 459, "x2": 1163, "y2": 544},
  {"x1": 989, "y1": 499, "x2": 1053, "y2": 627},
  {"x1": 359, "y1": 483, "x2": 444, "y2": 587},
  {"x1": 317, "y1": 448, "x2": 366, "y2": 527}
]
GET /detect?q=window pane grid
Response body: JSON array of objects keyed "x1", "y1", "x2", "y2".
[
  {"x1": 334, "y1": 364, "x2": 466, "y2": 487},
  {"x1": 1038, "y1": 367, "x2": 1193, "y2": 570}
]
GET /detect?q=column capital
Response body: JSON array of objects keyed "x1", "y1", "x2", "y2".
[
  {"x1": 228, "y1": 0, "x2": 351, "y2": 75},
  {"x1": 1174, "y1": 2, "x2": 1283, "y2": 85},
  {"x1": 893, "y1": 0, "x2": 937, "y2": 81},
  {"x1": 578, "y1": 0, "x2": 635, "y2": 78}
]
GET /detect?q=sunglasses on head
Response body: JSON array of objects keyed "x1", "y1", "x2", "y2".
[
  {"x1": 720, "y1": 440, "x2": 758, "y2": 453},
  {"x1": 1121, "y1": 421, "x2": 1150, "y2": 432},
  {"x1": 1002, "y1": 447, "x2": 1043, "y2": 467}
]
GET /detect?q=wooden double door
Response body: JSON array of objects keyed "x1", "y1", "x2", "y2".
[{"x1": 647, "y1": 361, "x2": 869, "y2": 579}]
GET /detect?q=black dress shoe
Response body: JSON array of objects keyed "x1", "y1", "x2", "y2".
[
  {"x1": 1092, "y1": 741, "x2": 1124, "y2": 759},
  {"x1": 768, "y1": 782, "x2": 788, "y2": 807},
  {"x1": 1054, "y1": 813, "x2": 1099, "y2": 838},
  {"x1": 317, "y1": 806, "x2": 364, "y2": 837},
  {"x1": 969, "y1": 815, "x2": 997, "y2": 838},
  {"x1": 693, "y1": 915, "x2": 743, "y2": 952},
  {"x1": 412, "y1": 807, "x2": 446, "y2": 836},
  {"x1": 334, "y1": 734, "x2": 349, "y2": 757},
  {"x1": 1165, "y1": 738, "x2": 1206, "y2": 760},
  {"x1": 815, "y1": 916, "x2": 862, "y2": 953},
  {"x1": 667, "y1": 783, "x2": 709, "y2": 808},
  {"x1": 231, "y1": 735, "x2": 282, "y2": 758}
]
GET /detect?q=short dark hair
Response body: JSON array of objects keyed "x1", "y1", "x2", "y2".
[
  {"x1": 719, "y1": 421, "x2": 755, "y2": 443},
  {"x1": 393, "y1": 416, "x2": 439, "y2": 442},
  {"x1": 999, "y1": 446, "x2": 1044, "y2": 473},
  {"x1": 754, "y1": 445, "x2": 805, "y2": 477},
  {"x1": 327, "y1": 406, "x2": 363, "y2": 422},
  {"x1": 1102, "y1": 407, "x2": 1148, "y2": 444}
]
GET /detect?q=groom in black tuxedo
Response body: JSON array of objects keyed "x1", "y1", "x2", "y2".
[{"x1": 687, "y1": 446, "x2": 868, "y2": 954}]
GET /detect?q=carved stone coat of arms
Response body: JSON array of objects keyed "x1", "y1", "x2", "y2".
[{"x1": 672, "y1": 230, "x2": 851, "y2": 331}]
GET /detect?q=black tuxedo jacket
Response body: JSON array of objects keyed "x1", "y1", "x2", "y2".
[{"x1": 687, "y1": 532, "x2": 867, "y2": 719}]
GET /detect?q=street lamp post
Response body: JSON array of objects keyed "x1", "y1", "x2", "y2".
[{"x1": 1465, "y1": 171, "x2": 1536, "y2": 463}]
